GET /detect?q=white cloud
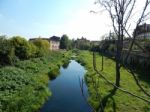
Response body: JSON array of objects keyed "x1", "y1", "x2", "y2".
[{"x1": 62, "y1": 8, "x2": 111, "y2": 40}]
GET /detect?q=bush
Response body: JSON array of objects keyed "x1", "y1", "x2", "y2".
[
  {"x1": 62, "y1": 60, "x2": 70, "y2": 69},
  {"x1": 48, "y1": 66, "x2": 60, "y2": 80},
  {"x1": 0, "y1": 36, "x2": 16, "y2": 65},
  {"x1": 32, "y1": 38, "x2": 50, "y2": 57},
  {"x1": 10, "y1": 36, "x2": 33, "y2": 60}
]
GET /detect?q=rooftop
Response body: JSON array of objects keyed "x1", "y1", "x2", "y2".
[{"x1": 50, "y1": 36, "x2": 60, "y2": 41}]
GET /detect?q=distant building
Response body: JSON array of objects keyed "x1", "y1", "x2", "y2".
[
  {"x1": 134, "y1": 23, "x2": 150, "y2": 39},
  {"x1": 50, "y1": 36, "x2": 60, "y2": 50}
]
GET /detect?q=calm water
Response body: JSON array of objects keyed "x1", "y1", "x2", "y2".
[{"x1": 40, "y1": 60, "x2": 91, "y2": 112}]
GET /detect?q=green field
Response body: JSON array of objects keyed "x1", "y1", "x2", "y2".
[{"x1": 76, "y1": 50, "x2": 150, "y2": 112}]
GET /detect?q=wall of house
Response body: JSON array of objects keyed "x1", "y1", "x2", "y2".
[
  {"x1": 136, "y1": 32, "x2": 150, "y2": 39},
  {"x1": 50, "y1": 41, "x2": 60, "y2": 50}
]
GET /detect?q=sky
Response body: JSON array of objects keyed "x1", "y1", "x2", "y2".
[{"x1": 0, "y1": 0, "x2": 149, "y2": 40}]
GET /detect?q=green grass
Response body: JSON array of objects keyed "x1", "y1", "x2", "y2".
[
  {"x1": 76, "y1": 50, "x2": 150, "y2": 112},
  {"x1": 0, "y1": 51, "x2": 71, "y2": 112}
]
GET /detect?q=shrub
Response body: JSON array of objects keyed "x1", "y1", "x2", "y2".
[
  {"x1": 10, "y1": 36, "x2": 33, "y2": 59},
  {"x1": 0, "y1": 36, "x2": 16, "y2": 65},
  {"x1": 32, "y1": 38, "x2": 50, "y2": 57},
  {"x1": 62, "y1": 60, "x2": 70, "y2": 69},
  {"x1": 48, "y1": 66, "x2": 60, "y2": 80}
]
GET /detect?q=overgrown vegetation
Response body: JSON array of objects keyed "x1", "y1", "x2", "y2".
[
  {"x1": 0, "y1": 51, "x2": 71, "y2": 112},
  {"x1": 0, "y1": 35, "x2": 71, "y2": 112},
  {"x1": 0, "y1": 36, "x2": 50, "y2": 66},
  {"x1": 76, "y1": 50, "x2": 150, "y2": 112}
]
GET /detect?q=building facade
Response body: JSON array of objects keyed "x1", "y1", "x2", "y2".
[
  {"x1": 49, "y1": 36, "x2": 60, "y2": 50},
  {"x1": 134, "y1": 23, "x2": 150, "y2": 39}
]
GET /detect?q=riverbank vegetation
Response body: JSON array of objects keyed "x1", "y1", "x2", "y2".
[
  {"x1": 0, "y1": 35, "x2": 71, "y2": 112},
  {"x1": 76, "y1": 50, "x2": 150, "y2": 112},
  {"x1": 0, "y1": 51, "x2": 71, "y2": 112}
]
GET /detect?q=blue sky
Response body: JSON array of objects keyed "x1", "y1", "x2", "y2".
[
  {"x1": 0, "y1": 0, "x2": 110, "y2": 40},
  {"x1": 0, "y1": 0, "x2": 148, "y2": 40}
]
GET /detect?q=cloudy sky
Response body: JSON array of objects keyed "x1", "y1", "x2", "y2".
[{"x1": 0, "y1": 0, "x2": 149, "y2": 40}]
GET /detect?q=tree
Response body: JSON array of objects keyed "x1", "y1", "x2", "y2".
[
  {"x1": 10, "y1": 36, "x2": 32, "y2": 60},
  {"x1": 32, "y1": 38, "x2": 50, "y2": 57},
  {"x1": 74, "y1": 38, "x2": 91, "y2": 50},
  {"x1": 88, "y1": 1, "x2": 150, "y2": 110},
  {"x1": 0, "y1": 36, "x2": 15, "y2": 65},
  {"x1": 95, "y1": 0, "x2": 150, "y2": 87},
  {"x1": 60, "y1": 34, "x2": 69, "y2": 49}
]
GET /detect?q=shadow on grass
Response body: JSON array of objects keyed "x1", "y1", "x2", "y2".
[
  {"x1": 100, "y1": 53, "x2": 150, "y2": 85},
  {"x1": 98, "y1": 88, "x2": 117, "y2": 112},
  {"x1": 135, "y1": 70, "x2": 150, "y2": 85}
]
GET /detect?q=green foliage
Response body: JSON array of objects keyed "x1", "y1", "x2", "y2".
[
  {"x1": 60, "y1": 34, "x2": 69, "y2": 49},
  {"x1": 0, "y1": 50, "x2": 71, "y2": 112},
  {"x1": 0, "y1": 36, "x2": 16, "y2": 65},
  {"x1": 48, "y1": 66, "x2": 60, "y2": 80},
  {"x1": 10, "y1": 36, "x2": 33, "y2": 60},
  {"x1": 62, "y1": 60, "x2": 70, "y2": 69},
  {"x1": 0, "y1": 35, "x2": 52, "y2": 66},
  {"x1": 75, "y1": 38, "x2": 91, "y2": 50},
  {"x1": 32, "y1": 38, "x2": 50, "y2": 56}
]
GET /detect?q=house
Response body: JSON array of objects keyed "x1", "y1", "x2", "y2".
[
  {"x1": 49, "y1": 36, "x2": 60, "y2": 50},
  {"x1": 134, "y1": 23, "x2": 150, "y2": 39}
]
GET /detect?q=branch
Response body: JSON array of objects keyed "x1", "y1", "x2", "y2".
[
  {"x1": 129, "y1": 69, "x2": 150, "y2": 97},
  {"x1": 120, "y1": 61, "x2": 150, "y2": 97},
  {"x1": 124, "y1": 0, "x2": 136, "y2": 26},
  {"x1": 93, "y1": 52, "x2": 150, "y2": 103},
  {"x1": 123, "y1": 26, "x2": 150, "y2": 59}
]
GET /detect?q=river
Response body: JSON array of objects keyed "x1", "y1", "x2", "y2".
[{"x1": 40, "y1": 60, "x2": 91, "y2": 112}]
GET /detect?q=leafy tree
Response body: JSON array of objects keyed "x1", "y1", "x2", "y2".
[
  {"x1": 32, "y1": 38, "x2": 50, "y2": 56},
  {"x1": 0, "y1": 36, "x2": 16, "y2": 65},
  {"x1": 10, "y1": 36, "x2": 32, "y2": 60},
  {"x1": 60, "y1": 34, "x2": 69, "y2": 49},
  {"x1": 28, "y1": 42, "x2": 38, "y2": 58},
  {"x1": 74, "y1": 38, "x2": 91, "y2": 50}
]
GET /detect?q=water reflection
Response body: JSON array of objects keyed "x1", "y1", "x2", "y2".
[{"x1": 41, "y1": 60, "x2": 90, "y2": 112}]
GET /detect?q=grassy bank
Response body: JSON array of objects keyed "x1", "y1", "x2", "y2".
[
  {"x1": 76, "y1": 50, "x2": 150, "y2": 112},
  {"x1": 0, "y1": 51, "x2": 71, "y2": 112}
]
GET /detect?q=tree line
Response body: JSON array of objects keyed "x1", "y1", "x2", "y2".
[
  {"x1": 0, "y1": 35, "x2": 50, "y2": 66},
  {"x1": 60, "y1": 34, "x2": 97, "y2": 50}
]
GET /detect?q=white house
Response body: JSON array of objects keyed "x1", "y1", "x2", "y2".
[{"x1": 50, "y1": 36, "x2": 60, "y2": 50}]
